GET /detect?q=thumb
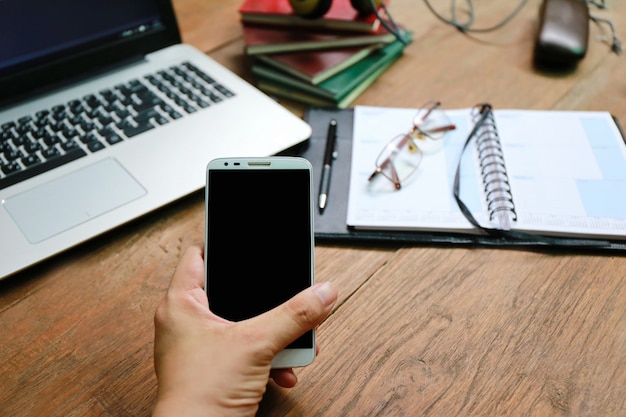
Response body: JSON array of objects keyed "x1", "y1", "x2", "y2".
[{"x1": 253, "y1": 282, "x2": 337, "y2": 352}]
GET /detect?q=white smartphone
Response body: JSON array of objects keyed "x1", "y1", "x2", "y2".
[{"x1": 204, "y1": 156, "x2": 315, "y2": 368}]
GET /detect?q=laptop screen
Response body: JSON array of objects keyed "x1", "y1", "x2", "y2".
[{"x1": 0, "y1": 0, "x2": 181, "y2": 104}]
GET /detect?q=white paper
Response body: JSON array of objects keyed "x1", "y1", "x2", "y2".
[{"x1": 347, "y1": 105, "x2": 626, "y2": 239}]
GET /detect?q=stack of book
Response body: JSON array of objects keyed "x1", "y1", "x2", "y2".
[{"x1": 239, "y1": 0, "x2": 411, "y2": 108}]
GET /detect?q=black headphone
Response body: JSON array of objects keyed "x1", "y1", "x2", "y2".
[
  {"x1": 289, "y1": 0, "x2": 408, "y2": 44},
  {"x1": 289, "y1": 0, "x2": 383, "y2": 19}
]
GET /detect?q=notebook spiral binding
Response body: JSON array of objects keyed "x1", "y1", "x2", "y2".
[{"x1": 472, "y1": 106, "x2": 517, "y2": 230}]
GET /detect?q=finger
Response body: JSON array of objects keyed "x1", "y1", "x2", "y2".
[
  {"x1": 169, "y1": 245, "x2": 205, "y2": 293},
  {"x1": 252, "y1": 282, "x2": 337, "y2": 352},
  {"x1": 270, "y1": 368, "x2": 298, "y2": 388}
]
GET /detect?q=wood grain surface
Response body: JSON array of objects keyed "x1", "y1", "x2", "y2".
[{"x1": 1, "y1": 1, "x2": 625, "y2": 416}]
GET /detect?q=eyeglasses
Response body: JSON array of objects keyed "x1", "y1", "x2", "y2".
[{"x1": 368, "y1": 101, "x2": 456, "y2": 190}]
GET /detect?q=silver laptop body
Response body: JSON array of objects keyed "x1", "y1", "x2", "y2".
[{"x1": 0, "y1": 0, "x2": 311, "y2": 280}]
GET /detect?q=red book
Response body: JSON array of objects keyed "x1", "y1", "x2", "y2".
[
  {"x1": 238, "y1": 0, "x2": 382, "y2": 32},
  {"x1": 243, "y1": 24, "x2": 395, "y2": 55},
  {"x1": 255, "y1": 44, "x2": 382, "y2": 84}
]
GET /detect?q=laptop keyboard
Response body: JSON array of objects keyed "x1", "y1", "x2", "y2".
[{"x1": 0, "y1": 61, "x2": 234, "y2": 191}]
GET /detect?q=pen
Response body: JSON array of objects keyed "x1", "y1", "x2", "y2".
[{"x1": 318, "y1": 119, "x2": 338, "y2": 212}]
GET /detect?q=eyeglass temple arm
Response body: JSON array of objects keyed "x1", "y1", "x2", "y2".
[
  {"x1": 427, "y1": 124, "x2": 457, "y2": 133},
  {"x1": 368, "y1": 164, "x2": 402, "y2": 189},
  {"x1": 368, "y1": 135, "x2": 408, "y2": 189},
  {"x1": 413, "y1": 102, "x2": 456, "y2": 134}
]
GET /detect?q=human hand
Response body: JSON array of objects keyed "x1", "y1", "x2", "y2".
[{"x1": 152, "y1": 245, "x2": 337, "y2": 417}]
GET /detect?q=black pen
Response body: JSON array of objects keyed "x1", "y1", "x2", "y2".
[{"x1": 318, "y1": 119, "x2": 338, "y2": 212}]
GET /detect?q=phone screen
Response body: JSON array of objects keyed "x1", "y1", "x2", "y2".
[{"x1": 206, "y1": 163, "x2": 313, "y2": 350}]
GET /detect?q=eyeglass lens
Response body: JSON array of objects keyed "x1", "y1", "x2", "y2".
[
  {"x1": 413, "y1": 103, "x2": 454, "y2": 140},
  {"x1": 375, "y1": 134, "x2": 423, "y2": 189}
]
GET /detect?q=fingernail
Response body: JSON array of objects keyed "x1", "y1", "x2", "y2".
[{"x1": 314, "y1": 282, "x2": 337, "y2": 306}]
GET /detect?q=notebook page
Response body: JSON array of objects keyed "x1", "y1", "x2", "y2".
[
  {"x1": 347, "y1": 106, "x2": 626, "y2": 239},
  {"x1": 347, "y1": 105, "x2": 485, "y2": 233},
  {"x1": 496, "y1": 110, "x2": 626, "y2": 237}
]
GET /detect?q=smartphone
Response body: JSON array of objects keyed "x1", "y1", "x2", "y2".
[{"x1": 204, "y1": 156, "x2": 315, "y2": 368}]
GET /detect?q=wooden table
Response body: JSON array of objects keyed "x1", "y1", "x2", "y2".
[{"x1": 2, "y1": 1, "x2": 625, "y2": 415}]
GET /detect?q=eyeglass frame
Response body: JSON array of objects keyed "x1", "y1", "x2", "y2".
[{"x1": 368, "y1": 101, "x2": 456, "y2": 190}]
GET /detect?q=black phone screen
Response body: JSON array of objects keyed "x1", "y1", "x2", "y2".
[{"x1": 206, "y1": 168, "x2": 313, "y2": 349}]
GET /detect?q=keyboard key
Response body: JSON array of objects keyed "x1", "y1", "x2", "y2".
[
  {"x1": 0, "y1": 148, "x2": 87, "y2": 190},
  {"x1": 43, "y1": 134, "x2": 62, "y2": 147},
  {"x1": 42, "y1": 147, "x2": 61, "y2": 159},
  {"x1": 0, "y1": 62, "x2": 234, "y2": 189},
  {"x1": 80, "y1": 132, "x2": 99, "y2": 144},
  {"x1": 1, "y1": 121, "x2": 16, "y2": 131},
  {"x1": 22, "y1": 154, "x2": 42, "y2": 167},
  {"x1": 24, "y1": 139, "x2": 42, "y2": 154},
  {"x1": 5, "y1": 148, "x2": 24, "y2": 161},
  {"x1": 86, "y1": 140, "x2": 105, "y2": 152},
  {"x1": 215, "y1": 85, "x2": 234, "y2": 97},
  {"x1": 1, "y1": 129, "x2": 15, "y2": 142},
  {"x1": 1, "y1": 161, "x2": 21, "y2": 175},
  {"x1": 134, "y1": 109, "x2": 159, "y2": 123},
  {"x1": 62, "y1": 139, "x2": 80, "y2": 151},
  {"x1": 105, "y1": 133, "x2": 124, "y2": 145},
  {"x1": 123, "y1": 123, "x2": 154, "y2": 137}
]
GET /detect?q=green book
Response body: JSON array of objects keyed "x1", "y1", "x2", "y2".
[
  {"x1": 256, "y1": 55, "x2": 400, "y2": 108},
  {"x1": 252, "y1": 35, "x2": 409, "y2": 108},
  {"x1": 256, "y1": 82, "x2": 339, "y2": 108}
]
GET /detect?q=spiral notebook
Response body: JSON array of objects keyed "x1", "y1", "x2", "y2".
[
  {"x1": 298, "y1": 106, "x2": 626, "y2": 251},
  {"x1": 347, "y1": 105, "x2": 626, "y2": 241}
]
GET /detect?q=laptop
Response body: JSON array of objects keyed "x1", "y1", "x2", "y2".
[{"x1": 0, "y1": 0, "x2": 311, "y2": 280}]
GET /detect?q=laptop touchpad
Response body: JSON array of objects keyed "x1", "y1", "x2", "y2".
[{"x1": 3, "y1": 158, "x2": 146, "y2": 243}]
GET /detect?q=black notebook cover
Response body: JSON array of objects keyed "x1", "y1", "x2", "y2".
[{"x1": 292, "y1": 107, "x2": 626, "y2": 251}]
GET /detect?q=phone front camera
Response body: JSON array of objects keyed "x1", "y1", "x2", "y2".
[{"x1": 224, "y1": 162, "x2": 229, "y2": 166}]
